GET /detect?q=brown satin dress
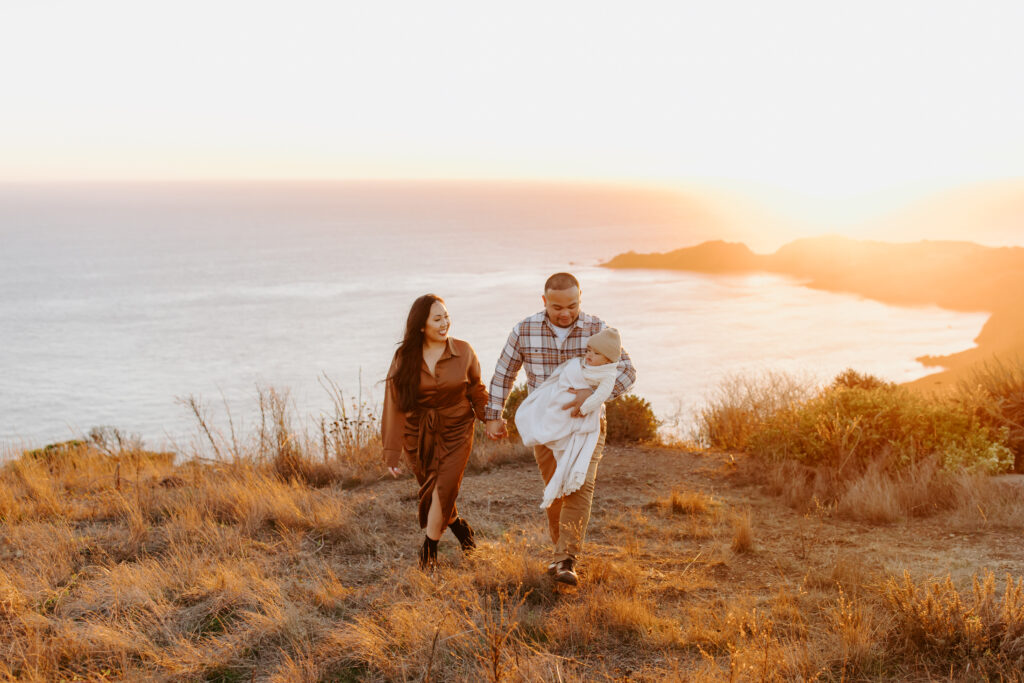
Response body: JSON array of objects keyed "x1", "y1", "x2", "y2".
[{"x1": 382, "y1": 337, "x2": 488, "y2": 529}]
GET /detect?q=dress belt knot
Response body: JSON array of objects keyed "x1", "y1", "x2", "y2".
[{"x1": 416, "y1": 407, "x2": 442, "y2": 472}]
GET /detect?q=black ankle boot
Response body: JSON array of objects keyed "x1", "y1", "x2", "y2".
[
  {"x1": 448, "y1": 517, "x2": 476, "y2": 553},
  {"x1": 419, "y1": 535, "x2": 438, "y2": 569}
]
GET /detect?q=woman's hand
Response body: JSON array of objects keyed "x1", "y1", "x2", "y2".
[
  {"x1": 485, "y1": 418, "x2": 508, "y2": 441},
  {"x1": 388, "y1": 466, "x2": 402, "y2": 478}
]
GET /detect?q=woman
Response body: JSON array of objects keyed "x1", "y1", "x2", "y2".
[{"x1": 381, "y1": 294, "x2": 488, "y2": 568}]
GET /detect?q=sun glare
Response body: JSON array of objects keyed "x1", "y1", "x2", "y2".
[{"x1": 1, "y1": 1, "x2": 1022, "y2": 209}]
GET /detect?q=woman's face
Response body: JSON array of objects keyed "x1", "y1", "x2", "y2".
[{"x1": 422, "y1": 301, "x2": 450, "y2": 344}]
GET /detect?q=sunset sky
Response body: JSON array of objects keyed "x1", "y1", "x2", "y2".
[{"x1": 2, "y1": 1, "x2": 1023, "y2": 222}]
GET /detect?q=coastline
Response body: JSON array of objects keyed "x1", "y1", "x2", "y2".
[{"x1": 603, "y1": 236, "x2": 1024, "y2": 391}]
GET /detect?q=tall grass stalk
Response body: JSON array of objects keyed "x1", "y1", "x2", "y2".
[{"x1": 696, "y1": 370, "x2": 815, "y2": 451}]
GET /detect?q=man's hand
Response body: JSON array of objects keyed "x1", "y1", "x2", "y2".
[
  {"x1": 561, "y1": 387, "x2": 594, "y2": 418},
  {"x1": 485, "y1": 418, "x2": 508, "y2": 441},
  {"x1": 387, "y1": 466, "x2": 402, "y2": 478}
]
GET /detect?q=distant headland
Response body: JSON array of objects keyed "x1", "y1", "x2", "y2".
[{"x1": 603, "y1": 236, "x2": 1024, "y2": 390}]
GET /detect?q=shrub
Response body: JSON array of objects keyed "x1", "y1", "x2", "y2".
[
  {"x1": 699, "y1": 369, "x2": 1013, "y2": 477},
  {"x1": 696, "y1": 371, "x2": 814, "y2": 451},
  {"x1": 883, "y1": 569, "x2": 1024, "y2": 671},
  {"x1": 87, "y1": 425, "x2": 145, "y2": 455},
  {"x1": 606, "y1": 393, "x2": 659, "y2": 444},
  {"x1": 749, "y1": 381, "x2": 1013, "y2": 475},
  {"x1": 830, "y1": 368, "x2": 895, "y2": 391},
  {"x1": 23, "y1": 439, "x2": 89, "y2": 465},
  {"x1": 958, "y1": 356, "x2": 1024, "y2": 472},
  {"x1": 501, "y1": 384, "x2": 529, "y2": 441},
  {"x1": 502, "y1": 384, "x2": 658, "y2": 445},
  {"x1": 23, "y1": 435, "x2": 174, "y2": 473}
]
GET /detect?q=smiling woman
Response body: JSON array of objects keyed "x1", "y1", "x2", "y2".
[{"x1": 381, "y1": 294, "x2": 489, "y2": 569}]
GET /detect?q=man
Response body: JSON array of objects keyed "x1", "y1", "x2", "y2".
[{"x1": 485, "y1": 272, "x2": 637, "y2": 586}]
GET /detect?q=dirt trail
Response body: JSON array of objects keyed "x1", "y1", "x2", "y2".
[{"x1": 366, "y1": 445, "x2": 1024, "y2": 590}]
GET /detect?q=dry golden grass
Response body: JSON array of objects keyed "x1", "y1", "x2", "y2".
[
  {"x1": 695, "y1": 370, "x2": 814, "y2": 452},
  {"x1": 750, "y1": 451, "x2": 1024, "y2": 531},
  {"x1": 668, "y1": 488, "x2": 715, "y2": 516},
  {"x1": 468, "y1": 423, "x2": 533, "y2": 473},
  {"x1": 729, "y1": 508, "x2": 754, "y2": 553},
  {"x1": 883, "y1": 569, "x2": 1024, "y2": 668},
  {"x1": 3, "y1": 415, "x2": 1024, "y2": 680},
  {"x1": 826, "y1": 587, "x2": 884, "y2": 671}
]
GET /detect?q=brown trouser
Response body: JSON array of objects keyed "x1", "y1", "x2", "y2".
[{"x1": 534, "y1": 418, "x2": 606, "y2": 564}]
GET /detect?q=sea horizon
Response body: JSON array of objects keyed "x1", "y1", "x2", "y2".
[{"x1": 0, "y1": 181, "x2": 996, "y2": 451}]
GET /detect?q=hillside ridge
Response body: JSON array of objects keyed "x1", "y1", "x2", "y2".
[{"x1": 603, "y1": 236, "x2": 1024, "y2": 389}]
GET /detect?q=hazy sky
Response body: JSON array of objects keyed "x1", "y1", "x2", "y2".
[{"x1": 3, "y1": 1, "x2": 1023, "y2": 203}]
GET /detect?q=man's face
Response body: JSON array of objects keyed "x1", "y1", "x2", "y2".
[{"x1": 543, "y1": 286, "x2": 580, "y2": 328}]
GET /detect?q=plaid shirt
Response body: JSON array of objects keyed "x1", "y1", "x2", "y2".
[{"x1": 485, "y1": 311, "x2": 637, "y2": 421}]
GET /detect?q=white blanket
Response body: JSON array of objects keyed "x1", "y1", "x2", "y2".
[{"x1": 515, "y1": 358, "x2": 614, "y2": 509}]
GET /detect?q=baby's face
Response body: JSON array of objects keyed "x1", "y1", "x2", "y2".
[{"x1": 585, "y1": 347, "x2": 612, "y2": 366}]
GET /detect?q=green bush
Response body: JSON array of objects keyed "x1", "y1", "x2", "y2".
[
  {"x1": 23, "y1": 439, "x2": 88, "y2": 464},
  {"x1": 830, "y1": 368, "x2": 895, "y2": 391},
  {"x1": 958, "y1": 357, "x2": 1024, "y2": 472},
  {"x1": 748, "y1": 377, "x2": 1013, "y2": 476},
  {"x1": 606, "y1": 394, "x2": 659, "y2": 444},
  {"x1": 700, "y1": 370, "x2": 1014, "y2": 476},
  {"x1": 500, "y1": 384, "x2": 658, "y2": 445}
]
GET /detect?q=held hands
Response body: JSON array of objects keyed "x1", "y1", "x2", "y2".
[
  {"x1": 485, "y1": 388, "x2": 592, "y2": 437},
  {"x1": 485, "y1": 418, "x2": 508, "y2": 441},
  {"x1": 561, "y1": 387, "x2": 594, "y2": 418}
]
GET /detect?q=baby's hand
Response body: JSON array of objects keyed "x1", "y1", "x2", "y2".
[{"x1": 561, "y1": 388, "x2": 593, "y2": 418}]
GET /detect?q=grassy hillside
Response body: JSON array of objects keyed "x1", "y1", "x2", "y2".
[
  {"x1": 4, "y1": 358, "x2": 1024, "y2": 679},
  {"x1": 3, "y1": 406, "x2": 1023, "y2": 680}
]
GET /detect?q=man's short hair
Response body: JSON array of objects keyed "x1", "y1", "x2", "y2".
[{"x1": 544, "y1": 272, "x2": 579, "y2": 292}]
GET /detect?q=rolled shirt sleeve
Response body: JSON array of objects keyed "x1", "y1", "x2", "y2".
[{"x1": 611, "y1": 345, "x2": 637, "y2": 400}]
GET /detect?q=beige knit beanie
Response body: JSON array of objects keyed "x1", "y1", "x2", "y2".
[{"x1": 587, "y1": 327, "x2": 621, "y2": 363}]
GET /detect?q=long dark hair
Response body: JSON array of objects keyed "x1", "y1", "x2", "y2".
[{"x1": 390, "y1": 294, "x2": 444, "y2": 412}]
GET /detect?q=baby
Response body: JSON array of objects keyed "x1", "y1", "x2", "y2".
[{"x1": 514, "y1": 328, "x2": 622, "y2": 509}]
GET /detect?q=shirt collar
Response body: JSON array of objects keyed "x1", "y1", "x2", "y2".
[
  {"x1": 442, "y1": 337, "x2": 459, "y2": 358},
  {"x1": 422, "y1": 338, "x2": 459, "y2": 372},
  {"x1": 542, "y1": 312, "x2": 585, "y2": 335}
]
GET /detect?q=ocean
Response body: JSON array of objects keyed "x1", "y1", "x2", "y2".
[{"x1": 0, "y1": 182, "x2": 989, "y2": 449}]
